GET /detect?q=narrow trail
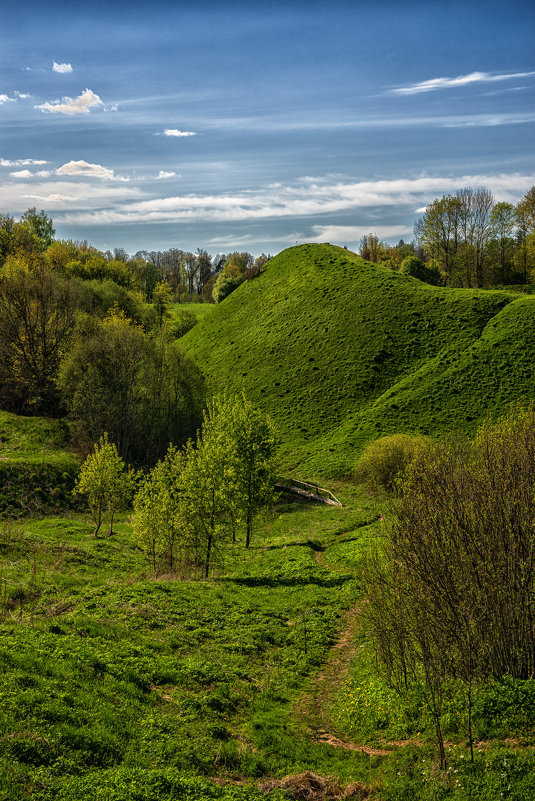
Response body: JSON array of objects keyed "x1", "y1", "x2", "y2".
[{"x1": 292, "y1": 532, "x2": 392, "y2": 758}]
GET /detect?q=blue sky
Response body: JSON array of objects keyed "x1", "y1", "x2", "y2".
[{"x1": 1, "y1": 0, "x2": 534, "y2": 255}]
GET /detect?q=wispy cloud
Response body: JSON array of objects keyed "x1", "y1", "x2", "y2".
[
  {"x1": 56, "y1": 160, "x2": 125, "y2": 180},
  {"x1": 36, "y1": 88, "x2": 103, "y2": 115},
  {"x1": 0, "y1": 94, "x2": 17, "y2": 104},
  {"x1": 53, "y1": 172, "x2": 535, "y2": 228},
  {"x1": 163, "y1": 129, "x2": 197, "y2": 137},
  {"x1": 156, "y1": 170, "x2": 177, "y2": 179},
  {"x1": 0, "y1": 178, "x2": 143, "y2": 215},
  {"x1": 53, "y1": 62, "x2": 73, "y2": 74},
  {"x1": 306, "y1": 224, "x2": 413, "y2": 244},
  {"x1": 24, "y1": 193, "x2": 74, "y2": 202},
  {"x1": 0, "y1": 158, "x2": 48, "y2": 166},
  {"x1": 390, "y1": 70, "x2": 535, "y2": 96},
  {"x1": 10, "y1": 169, "x2": 50, "y2": 178}
]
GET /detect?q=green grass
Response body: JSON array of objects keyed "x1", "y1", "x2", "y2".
[
  {"x1": 0, "y1": 495, "x2": 379, "y2": 800},
  {"x1": 0, "y1": 412, "x2": 79, "y2": 516},
  {"x1": 168, "y1": 300, "x2": 215, "y2": 324},
  {"x1": 1, "y1": 490, "x2": 534, "y2": 800},
  {"x1": 182, "y1": 244, "x2": 535, "y2": 478},
  {"x1": 0, "y1": 411, "x2": 72, "y2": 463}
]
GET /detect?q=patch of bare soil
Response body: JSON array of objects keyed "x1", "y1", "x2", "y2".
[
  {"x1": 260, "y1": 771, "x2": 369, "y2": 800},
  {"x1": 315, "y1": 731, "x2": 389, "y2": 757}
]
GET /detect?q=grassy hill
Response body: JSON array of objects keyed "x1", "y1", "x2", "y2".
[{"x1": 182, "y1": 243, "x2": 535, "y2": 477}]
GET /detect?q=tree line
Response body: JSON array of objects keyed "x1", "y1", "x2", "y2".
[{"x1": 359, "y1": 185, "x2": 535, "y2": 288}]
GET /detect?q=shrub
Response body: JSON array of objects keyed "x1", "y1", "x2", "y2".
[{"x1": 353, "y1": 433, "x2": 430, "y2": 492}]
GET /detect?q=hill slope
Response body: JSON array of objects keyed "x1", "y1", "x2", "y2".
[{"x1": 182, "y1": 244, "x2": 535, "y2": 477}]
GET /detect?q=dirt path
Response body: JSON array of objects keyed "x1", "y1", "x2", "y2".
[
  {"x1": 288, "y1": 525, "x2": 405, "y2": 761},
  {"x1": 294, "y1": 597, "x2": 391, "y2": 758}
]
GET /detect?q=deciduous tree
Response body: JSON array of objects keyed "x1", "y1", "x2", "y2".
[{"x1": 76, "y1": 433, "x2": 135, "y2": 537}]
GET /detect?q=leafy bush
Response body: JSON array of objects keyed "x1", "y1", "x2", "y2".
[
  {"x1": 475, "y1": 676, "x2": 535, "y2": 738},
  {"x1": 354, "y1": 433, "x2": 430, "y2": 492}
]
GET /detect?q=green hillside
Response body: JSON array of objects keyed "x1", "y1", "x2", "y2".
[{"x1": 182, "y1": 243, "x2": 535, "y2": 477}]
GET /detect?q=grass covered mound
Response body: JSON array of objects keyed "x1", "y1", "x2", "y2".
[
  {"x1": 182, "y1": 243, "x2": 534, "y2": 477},
  {"x1": 0, "y1": 411, "x2": 79, "y2": 515}
]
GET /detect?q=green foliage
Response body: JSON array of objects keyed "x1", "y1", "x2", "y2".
[
  {"x1": 177, "y1": 418, "x2": 240, "y2": 578},
  {"x1": 212, "y1": 271, "x2": 244, "y2": 303},
  {"x1": 363, "y1": 403, "x2": 535, "y2": 767},
  {"x1": 354, "y1": 433, "x2": 430, "y2": 493},
  {"x1": 0, "y1": 259, "x2": 77, "y2": 415},
  {"x1": 152, "y1": 281, "x2": 173, "y2": 326},
  {"x1": 133, "y1": 395, "x2": 276, "y2": 577},
  {"x1": 168, "y1": 307, "x2": 197, "y2": 338},
  {"x1": 400, "y1": 255, "x2": 441, "y2": 285},
  {"x1": 19, "y1": 208, "x2": 55, "y2": 251},
  {"x1": 132, "y1": 446, "x2": 185, "y2": 574},
  {"x1": 76, "y1": 433, "x2": 135, "y2": 536},
  {"x1": 475, "y1": 676, "x2": 535, "y2": 738},
  {"x1": 58, "y1": 308, "x2": 205, "y2": 464}
]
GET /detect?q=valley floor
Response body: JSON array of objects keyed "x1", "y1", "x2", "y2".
[{"x1": 1, "y1": 487, "x2": 534, "y2": 800}]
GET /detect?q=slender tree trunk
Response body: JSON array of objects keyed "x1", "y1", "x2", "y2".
[
  {"x1": 94, "y1": 500, "x2": 103, "y2": 538},
  {"x1": 205, "y1": 531, "x2": 212, "y2": 579},
  {"x1": 245, "y1": 477, "x2": 253, "y2": 548}
]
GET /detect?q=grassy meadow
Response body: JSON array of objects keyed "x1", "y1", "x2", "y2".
[{"x1": 2, "y1": 487, "x2": 535, "y2": 800}]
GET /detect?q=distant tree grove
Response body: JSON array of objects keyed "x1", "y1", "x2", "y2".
[{"x1": 359, "y1": 185, "x2": 535, "y2": 288}]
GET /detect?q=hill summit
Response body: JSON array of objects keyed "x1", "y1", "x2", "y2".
[{"x1": 183, "y1": 243, "x2": 535, "y2": 477}]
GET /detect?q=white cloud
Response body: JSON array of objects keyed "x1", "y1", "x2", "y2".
[
  {"x1": 24, "y1": 193, "x2": 75, "y2": 202},
  {"x1": 36, "y1": 88, "x2": 103, "y2": 115},
  {"x1": 0, "y1": 178, "x2": 143, "y2": 216},
  {"x1": 14, "y1": 91, "x2": 31, "y2": 99},
  {"x1": 390, "y1": 70, "x2": 535, "y2": 96},
  {"x1": 163, "y1": 129, "x2": 197, "y2": 137},
  {"x1": 54, "y1": 172, "x2": 535, "y2": 228},
  {"x1": 156, "y1": 170, "x2": 177, "y2": 179},
  {"x1": 15, "y1": 169, "x2": 51, "y2": 178},
  {"x1": 10, "y1": 169, "x2": 33, "y2": 179},
  {"x1": 56, "y1": 160, "x2": 121, "y2": 180},
  {"x1": 0, "y1": 158, "x2": 48, "y2": 166},
  {"x1": 0, "y1": 94, "x2": 16, "y2": 104},
  {"x1": 307, "y1": 224, "x2": 413, "y2": 244},
  {"x1": 53, "y1": 62, "x2": 73, "y2": 74}
]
